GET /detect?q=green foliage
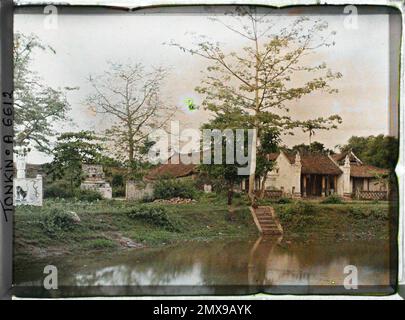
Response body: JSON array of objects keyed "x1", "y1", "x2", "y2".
[
  {"x1": 277, "y1": 202, "x2": 316, "y2": 228},
  {"x1": 276, "y1": 197, "x2": 292, "y2": 204},
  {"x1": 111, "y1": 174, "x2": 124, "y2": 187},
  {"x1": 292, "y1": 201, "x2": 316, "y2": 215},
  {"x1": 44, "y1": 182, "x2": 102, "y2": 202},
  {"x1": 127, "y1": 205, "x2": 179, "y2": 231},
  {"x1": 112, "y1": 186, "x2": 125, "y2": 198},
  {"x1": 77, "y1": 189, "x2": 103, "y2": 202},
  {"x1": 49, "y1": 131, "x2": 103, "y2": 188},
  {"x1": 289, "y1": 141, "x2": 334, "y2": 155},
  {"x1": 40, "y1": 208, "x2": 77, "y2": 237},
  {"x1": 44, "y1": 181, "x2": 75, "y2": 199},
  {"x1": 170, "y1": 11, "x2": 342, "y2": 201},
  {"x1": 153, "y1": 179, "x2": 197, "y2": 200},
  {"x1": 347, "y1": 206, "x2": 388, "y2": 221},
  {"x1": 321, "y1": 194, "x2": 343, "y2": 204},
  {"x1": 340, "y1": 135, "x2": 398, "y2": 170},
  {"x1": 14, "y1": 32, "x2": 75, "y2": 154}
]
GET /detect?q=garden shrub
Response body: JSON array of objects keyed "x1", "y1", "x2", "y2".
[
  {"x1": 276, "y1": 197, "x2": 292, "y2": 204},
  {"x1": 321, "y1": 194, "x2": 343, "y2": 204},
  {"x1": 112, "y1": 185, "x2": 125, "y2": 198},
  {"x1": 153, "y1": 179, "x2": 197, "y2": 199},
  {"x1": 44, "y1": 182, "x2": 103, "y2": 201},
  {"x1": 348, "y1": 206, "x2": 388, "y2": 221},
  {"x1": 292, "y1": 201, "x2": 315, "y2": 215},
  {"x1": 347, "y1": 206, "x2": 364, "y2": 219},
  {"x1": 40, "y1": 208, "x2": 77, "y2": 237},
  {"x1": 75, "y1": 189, "x2": 103, "y2": 202},
  {"x1": 44, "y1": 181, "x2": 75, "y2": 198},
  {"x1": 127, "y1": 205, "x2": 179, "y2": 231},
  {"x1": 277, "y1": 201, "x2": 315, "y2": 225}
]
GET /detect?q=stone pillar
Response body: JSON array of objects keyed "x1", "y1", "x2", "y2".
[
  {"x1": 342, "y1": 154, "x2": 352, "y2": 199},
  {"x1": 293, "y1": 152, "x2": 302, "y2": 198},
  {"x1": 16, "y1": 154, "x2": 26, "y2": 179},
  {"x1": 303, "y1": 175, "x2": 307, "y2": 197}
]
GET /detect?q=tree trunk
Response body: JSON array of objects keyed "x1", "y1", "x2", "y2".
[
  {"x1": 249, "y1": 34, "x2": 260, "y2": 207},
  {"x1": 227, "y1": 185, "x2": 234, "y2": 205},
  {"x1": 248, "y1": 126, "x2": 258, "y2": 206},
  {"x1": 259, "y1": 171, "x2": 268, "y2": 199},
  {"x1": 128, "y1": 139, "x2": 134, "y2": 174},
  {"x1": 227, "y1": 181, "x2": 236, "y2": 220}
]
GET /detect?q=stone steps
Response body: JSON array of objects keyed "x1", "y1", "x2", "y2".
[{"x1": 250, "y1": 206, "x2": 283, "y2": 236}]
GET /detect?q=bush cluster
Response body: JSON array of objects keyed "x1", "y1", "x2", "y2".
[
  {"x1": 44, "y1": 182, "x2": 102, "y2": 202},
  {"x1": 153, "y1": 179, "x2": 197, "y2": 200},
  {"x1": 276, "y1": 197, "x2": 292, "y2": 204},
  {"x1": 277, "y1": 201, "x2": 315, "y2": 225},
  {"x1": 348, "y1": 206, "x2": 388, "y2": 220},
  {"x1": 127, "y1": 205, "x2": 179, "y2": 231},
  {"x1": 321, "y1": 194, "x2": 343, "y2": 204},
  {"x1": 40, "y1": 208, "x2": 77, "y2": 237}
]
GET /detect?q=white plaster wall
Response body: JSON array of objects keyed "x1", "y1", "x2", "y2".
[
  {"x1": 336, "y1": 174, "x2": 345, "y2": 196},
  {"x1": 368, "y1": 178, "x2": 388, "y2": 191},
  {"x1": 265, "y1": 153, "x2": 298, "y2": 195}
]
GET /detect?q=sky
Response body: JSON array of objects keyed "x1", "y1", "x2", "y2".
[{"x1": 14, "y1": 6, "x2": 397, "y2": 164}]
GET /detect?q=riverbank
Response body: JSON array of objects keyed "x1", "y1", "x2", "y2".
[
  {"x1": 273, "y1": 201, "x2": 391, "y2": 241},
  {"x1": 14, "y1": 194, "x2": 256, "y2": 261},
  {"x1": 14, "y1": 194, "x2": 392, "y2": 262}
]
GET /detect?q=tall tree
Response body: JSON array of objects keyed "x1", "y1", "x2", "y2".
[
  {"x1": 49, "y1": 131, "x2": 103, "y2": 190},
  {"x1": 14, "y1": 33, "x2": 75, "y2": 154},
  {"x1": 199, "y1": 115, "x2": 247, "y2": 207},
  {"x1": 199, "y1": 113, "x2": 280, "y2": 203},
  {"x1": 169, "y1": 7, "x2": 342, "y2": 204},
  {"x1": 86, "y1": 62, "x2": 175, "y2": 166}
]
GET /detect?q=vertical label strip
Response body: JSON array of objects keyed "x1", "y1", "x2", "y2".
[{"x1": 0, "y1": 0, "x2": 14, "y2": 300}]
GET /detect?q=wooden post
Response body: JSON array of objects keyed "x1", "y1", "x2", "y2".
[{"x1": 321, "y1": 176, "x2": 326, "y2": 197}]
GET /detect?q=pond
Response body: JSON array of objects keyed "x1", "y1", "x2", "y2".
[{"x1": 13, "y1": 237, "x2": 395, "y2": 297}]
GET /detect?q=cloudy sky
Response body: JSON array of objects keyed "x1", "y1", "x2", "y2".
[{"x1": 14, "y1": 5, "x2": 398, "y2": 163}]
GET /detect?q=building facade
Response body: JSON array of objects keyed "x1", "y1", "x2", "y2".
[{"x1": 264, "y1": 151, "x2": 388, "y2": 199}]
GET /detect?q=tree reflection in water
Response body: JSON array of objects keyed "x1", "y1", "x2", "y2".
[{"x1": 14, "y1": 238, "x2": 390, "y2": 292}]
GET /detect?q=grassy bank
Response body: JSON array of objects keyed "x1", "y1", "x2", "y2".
[
  {"x1": 273, "y1": 201, "x2": 391, "y2": 241},
  {"x1": 14, "y1": 193, "x2": 392, "y2": 262},
  {"x1": 14, "y1": 194, "x2": 256, "y2": 261}
]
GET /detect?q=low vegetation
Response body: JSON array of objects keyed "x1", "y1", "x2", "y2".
[
  {"x1": 40, "y1": 208, "x2": 78, "y2": 238},
  {"x1": 14, "y1": 193, "x2": 256, "y2": 262},
  {"x1": 274, "y1": 201, "x2": 390, "y2": 241},
  {"x1": 153, "y1": 179, "x2": 198, "y2": 200},
  {"x1": 127, "y1": 205, "x2": 180, "y2": 231},
  {"x1": 320, "y1": 194, "x2": 344, "y2": 204},
  {"x1": 44, "y1": 181, "x2": 103, "y2": 201}
]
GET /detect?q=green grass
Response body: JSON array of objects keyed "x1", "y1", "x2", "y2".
[
  {"x1": 14, "y1": 194, "x2": 257, "y2": 261},
  {"x1": 273, "y1": 201, "x2": 391, "y2": 241}
]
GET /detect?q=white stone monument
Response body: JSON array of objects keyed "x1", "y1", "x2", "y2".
[
  {"x1": 80, "y1": 164, "x2": 112, "y2": 199},
  {"x1": 14, "y1": 155, "x2": 43, "y2": 206}
]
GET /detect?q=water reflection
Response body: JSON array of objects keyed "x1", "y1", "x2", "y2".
[{"x1": 14, "y1": 237, "x2": 392, "y2": 295}]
